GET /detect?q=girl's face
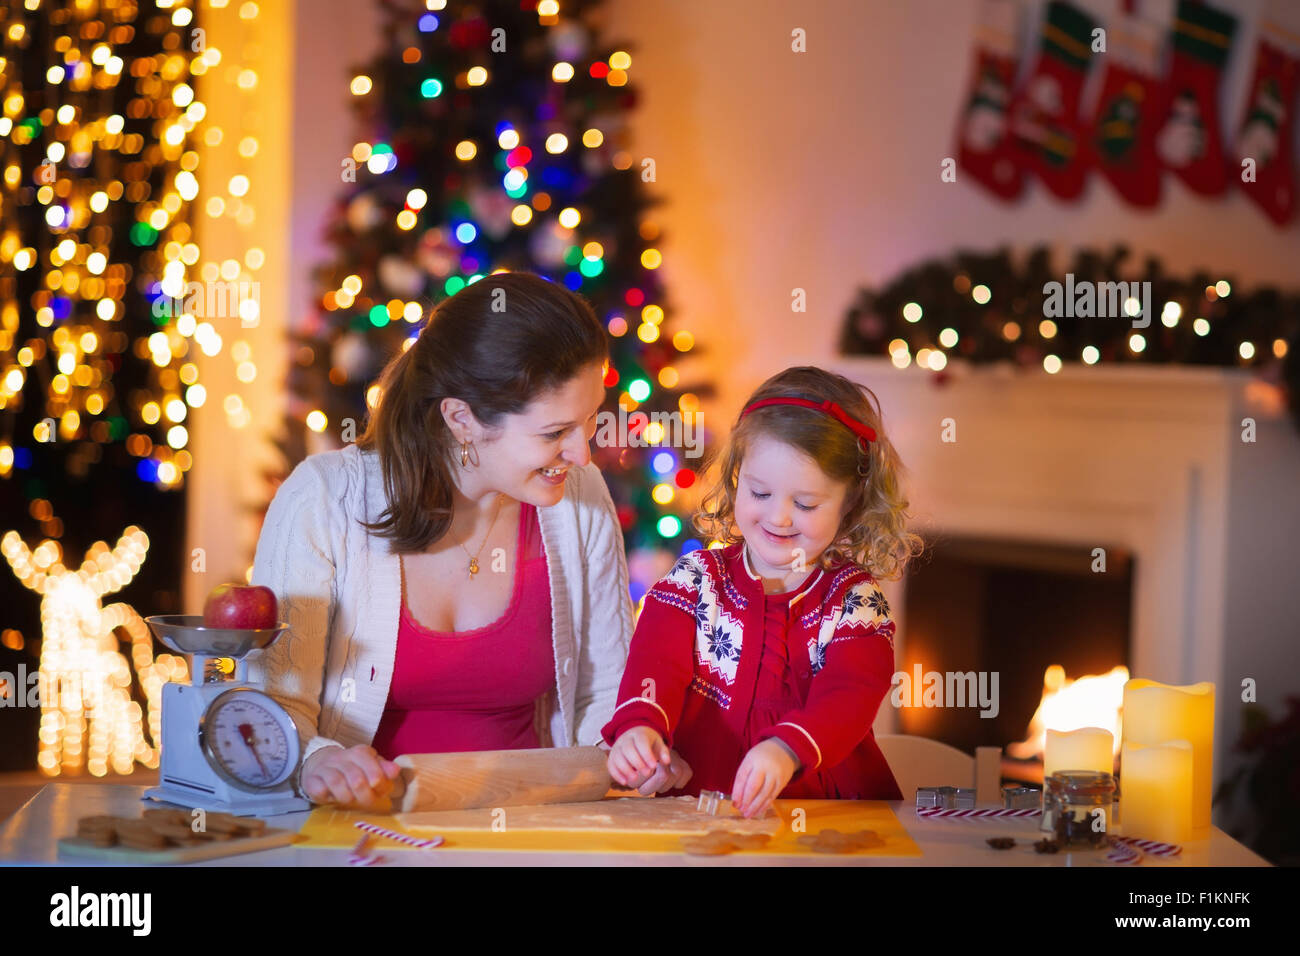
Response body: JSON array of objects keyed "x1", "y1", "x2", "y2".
[
  {"x1": 734, "y1": 434, "x2": 851, "y2": 581},
  {"x1": 458, "y1": 361, "x2": 607, "y2": 507}
]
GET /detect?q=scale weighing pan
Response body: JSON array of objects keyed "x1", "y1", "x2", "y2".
[{"x1": 146, "y1": 614, "x2": 287, "y2": 657}]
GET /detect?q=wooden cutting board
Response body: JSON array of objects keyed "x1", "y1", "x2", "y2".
[
  {"x1": 397, "y1": 795, "x2": 782, "y2": 835},
  {"x1": 57, "y1": 828, "x2": 297, "y2": 864}
]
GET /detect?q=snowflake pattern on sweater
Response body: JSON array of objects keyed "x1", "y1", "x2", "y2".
[
  {"x1": 649, "y1": 549, "x2": 895, "y2": 688},
  {"x1": 808, "y1": 575, "x2": 896, "y2": 676}
]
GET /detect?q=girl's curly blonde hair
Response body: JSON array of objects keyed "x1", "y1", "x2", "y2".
[{"x1": 694, "y1": 366, "x2": 924, "y2": 582}]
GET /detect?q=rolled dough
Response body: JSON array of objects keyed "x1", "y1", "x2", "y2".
[{"x1": 397, "y1": 795, "x2": 782, "y2": 835}]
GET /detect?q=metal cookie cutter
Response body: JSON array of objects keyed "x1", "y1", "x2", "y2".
[
  {"x1": 915, "y1": 786, "x2": 978, "y2": 809},
  {"x1": 916, "y1": 786, "x2": 956, "y2": 808},
  {"x1": 696, "y1": 789, "x2": 727, "y2": 815},
  {"x1": 1002, "y1": 785, "x2": 1042, "y2": 810}
]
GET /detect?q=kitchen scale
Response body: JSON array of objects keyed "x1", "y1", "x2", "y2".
[{"x1": 142, "y1": 614, "x2": 312, "y2": 817}]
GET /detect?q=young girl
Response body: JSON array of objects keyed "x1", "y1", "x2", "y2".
[{"x1": 602, "y1": 366, "x2": 924, "y2": 818}]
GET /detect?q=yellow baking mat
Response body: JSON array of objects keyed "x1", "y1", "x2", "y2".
[{"x1": 296, "y1": 799, "x2": 922, "y2": 857}]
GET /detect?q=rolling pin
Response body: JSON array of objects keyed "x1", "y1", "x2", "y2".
[{"x1": 387, "y1": 746, "x2": 612, "y2": 813}]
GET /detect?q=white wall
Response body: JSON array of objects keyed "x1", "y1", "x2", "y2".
[{"x1": 606, "y1": 0, "x2": 1299, "y2": 411}]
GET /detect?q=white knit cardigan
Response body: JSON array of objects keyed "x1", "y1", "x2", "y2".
[{"x1": 248, "y1": 443, "x2": 634, "y2": 768}]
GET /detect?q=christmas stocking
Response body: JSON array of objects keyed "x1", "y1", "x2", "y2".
[
  {"x1": 1154, "y1": 0, "x2": 1238, "y2": 196},
  {"x1": 955, "y1": 0, "x2": 1024, "y2": 199},
  {"x1": 1234, "y1": 1, "x2": 1300, "y2": 225},
  {"x1": 1088, "y1": 1, "x2": 1167, "y2": 208},
  {"x1": 1008, "y1": 0, "x2": 1098, "y2": 200}
]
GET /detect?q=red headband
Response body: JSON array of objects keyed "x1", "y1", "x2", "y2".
[{"x1": 740, "y1": 397, "x2": 877, "y2": 445}]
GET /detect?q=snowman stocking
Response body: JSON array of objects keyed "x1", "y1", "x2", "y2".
[
  {"x1": 1008, "y1": 0, "x2": 1098, "y2": 200},
  {"x1": 1234, "y1": 2, "x2": 1300, "y2": 225},
  {"x1": 955, "y1": 0, "x2": 1024, "y2": 199},
  {"x1": 1154, "y1": 0, "x2": 1238, "y2": 196},
  {"x1": 1088, "y1": 1, "x2": 1167, "y2": 208}
]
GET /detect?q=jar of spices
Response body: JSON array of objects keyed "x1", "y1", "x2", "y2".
[{"x1": 1040, "y1": 771, "x2": 1116, "y2": 848}]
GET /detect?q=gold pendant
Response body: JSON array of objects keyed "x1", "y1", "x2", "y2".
[{"x1": 468, "y1": 558, "x2": 479, "y2": 576}]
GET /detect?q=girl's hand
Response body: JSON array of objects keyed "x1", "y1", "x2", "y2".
[
  {"x1": 299, "y1": 745, "x2": 401, "y2": 811},
  {"x1": 731, "y1": 739, "x2": 799, "y2": 819},
  {"x1": 607, "y1": 725, "x2": 692, "y2": 795},
  {"x1": 628, "y1": 748, "x2": 693, "y2": 796}
]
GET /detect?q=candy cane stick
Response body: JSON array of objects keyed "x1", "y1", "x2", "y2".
[
  {"x1": 917, "y1": 807, "x2": 1042, "y2": 820},
  {"x1": 353, "y1": 820, "x2": 445, "y2": 849},
  {"x1": 1106, "y1": 842, "x2": 1143, "y2": 865},
  {"x1": 1113, "y1": 835, "x2": 1182, "y2": 856}
]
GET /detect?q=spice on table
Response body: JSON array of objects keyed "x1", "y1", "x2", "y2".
[
  {"x1": 1033, "y1": 837, "x2": 1061, "y2": 854},
  {"x1": 986, "y1": 836, "x2": 1016, "y2": 849}
]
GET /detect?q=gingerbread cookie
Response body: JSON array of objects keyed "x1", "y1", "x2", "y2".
[
  {"x1": 679, "y1": 830, "x2": 774, "y2": 855},
  {"x1": 70, "y1": 810, "x2": 266, "y2": 850},
  {"x1": 796, "y1": 828, "x2": 885, "y2": 853}
]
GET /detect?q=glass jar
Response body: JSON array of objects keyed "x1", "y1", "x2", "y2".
[{"x1": 1041, "y1": 770, "x2": 1116, "y2": 848}]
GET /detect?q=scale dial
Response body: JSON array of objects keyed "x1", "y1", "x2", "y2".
[{"x1": 199, "y1": 687, "x2": 300, "y2": 791}]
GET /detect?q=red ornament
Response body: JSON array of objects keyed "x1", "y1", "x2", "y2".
[
  {"x1": 616, "y1": 505, "x2": 636, "y2": 529},
  {"x1": 624, "y1": 287, "x2": 645, "y2": 307},
  {"x1": 589, "y1": 62, "x2": 610, "y2": 79},
  {"x1": 603, "y1": 366, "x2": 620, "y2": 387},
  {"x1": 674, "y1": 469, "x2": 696, "y2": 489}
]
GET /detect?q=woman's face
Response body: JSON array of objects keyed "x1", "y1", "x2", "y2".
[{"x1": 466, "y1": 360, "x2": 607, "y2": 507}]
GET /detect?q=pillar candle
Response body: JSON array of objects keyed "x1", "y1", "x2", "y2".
[
  {"x1": 1122, "y1": 679, "x2": 1214, "y2": 829},
  {"x1": 1120, "y1": 739, "x2": 1193, "y2": 845},
  {"x1": 1044, "y1": 727, "x2": 1114, "y2": 780}
]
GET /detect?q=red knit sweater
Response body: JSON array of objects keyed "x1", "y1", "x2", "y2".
[{"x1": 601, "y1": 543, "x2": 903, "y2": 800}]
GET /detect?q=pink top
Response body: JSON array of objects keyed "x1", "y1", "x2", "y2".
[{"x1": 371, "y1": 502, "x2": 555, "y2": 759}]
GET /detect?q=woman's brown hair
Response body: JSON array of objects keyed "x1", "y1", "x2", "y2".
[
  {"x1": 356, "y1": 271, "x2": 608, "y2": 554},
  {"x1": 694, "y1": 366, "x2": 924, "y2": 581}
]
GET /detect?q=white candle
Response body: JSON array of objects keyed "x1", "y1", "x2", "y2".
[
  {"x1": 1120, "y1": 739, "x2": 1193, "y2": 846},
  {"x1": 1122, "y1": 679, "x2": 1214, "y2": 830},
  {"x1": 1044, "y1": 727, "x2": 1114, "y2": 779}
]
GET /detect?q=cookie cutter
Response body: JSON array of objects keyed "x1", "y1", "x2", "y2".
[
  {"x1": 1002, "y1": 785, "x2": 1042, "y2": 810},
  {"x1": 915, "y1": 786, "x2": 978, "y2": 809},
  {"x1": 696, "y1": 789, "x2": 728, "y2": 815}
]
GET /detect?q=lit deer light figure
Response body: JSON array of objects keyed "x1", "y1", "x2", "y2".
[{"x1": 1, "y1": 525, "x2": 188, "y2": 776}]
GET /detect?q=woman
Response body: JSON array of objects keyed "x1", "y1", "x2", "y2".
[{"x1": 249, "y1": 272, "x2": 634, "y2": 810}]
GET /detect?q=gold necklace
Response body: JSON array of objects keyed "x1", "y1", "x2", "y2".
[{"x1": 457, "y1": 494, "x2": 505, "y2": 578}]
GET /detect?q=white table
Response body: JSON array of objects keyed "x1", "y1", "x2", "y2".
[{"x1": 0, "y1": 784, "x2": 1271, "y2": 866}]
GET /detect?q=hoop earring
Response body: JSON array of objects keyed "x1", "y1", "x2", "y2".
[{"x1": 459, "y1": 439, "x2": 479, "y2": 468}]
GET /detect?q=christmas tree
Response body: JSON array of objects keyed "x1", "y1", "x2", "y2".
[
  {"x1": 0, "y1": 3, "x2": 218, "y2": 771},
  {"x1": 276, "y1": 0, "x2": 707, "y2": 598}
]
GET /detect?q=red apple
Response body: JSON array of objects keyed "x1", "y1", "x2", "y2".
[{"x1": 203, "y1": 584, "x2": 278, "y2": 630}]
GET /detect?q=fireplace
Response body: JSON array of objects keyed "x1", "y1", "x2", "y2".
[{"x1": 898, "y1": 533, "x2": 1133, "y2": 759}]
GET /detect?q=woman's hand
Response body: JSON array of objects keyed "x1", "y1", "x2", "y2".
[
  {"x1": 607, "y1": 726, "x2": 693, "y2": 795},
  {"x1": 299, "y1": 745, "x2": 401, "y2": 810},
  {"x1": 731, "y1": 739, "x2": 799, "y2": 818}
]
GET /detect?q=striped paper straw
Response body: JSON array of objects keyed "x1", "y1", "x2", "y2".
[
  {"x1": 353, "y1": 819, "x2": 445, "y2": 849},
  {"x1": 347, "y1": 853, "x2": 388, "y2": 866},
  {"x1": 917, "y1": 807, "x2": 1042, "y2": 820},
  {"x1": 1113, "y1": 835, "x2": 1182, "y2": 857}
]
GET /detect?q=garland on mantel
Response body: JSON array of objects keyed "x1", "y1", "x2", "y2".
[{"x1": 838, "y1": 245, "x2": 1300, "y2": 435}]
